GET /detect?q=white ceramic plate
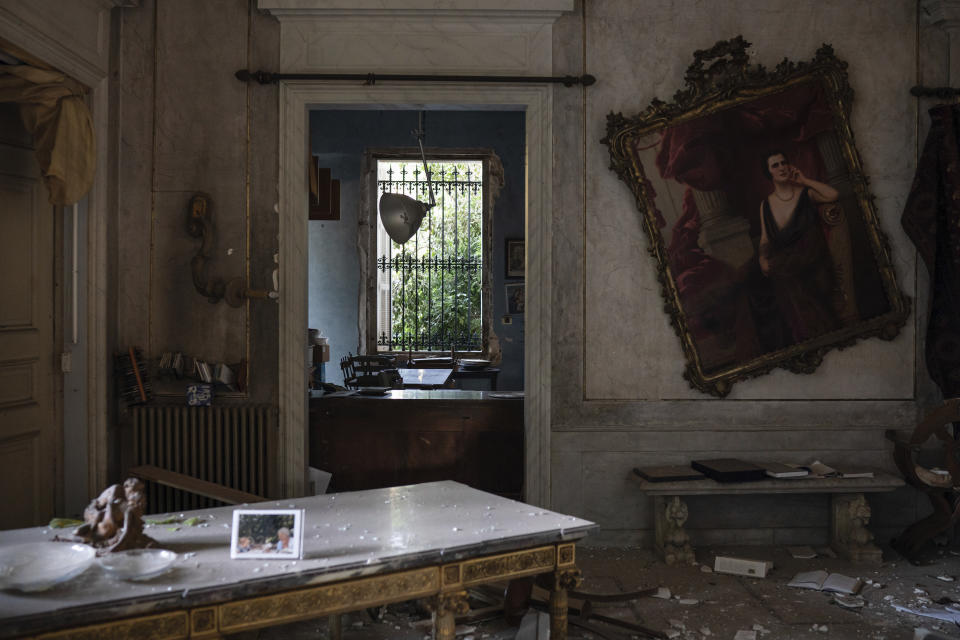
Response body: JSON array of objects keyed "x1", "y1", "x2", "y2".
[
  {"x1": 0, "y1": 542, "x2": 96, "y2": 592},
  {"x1": 99, "y1": 548, "x2": 178, "y2": 581}
]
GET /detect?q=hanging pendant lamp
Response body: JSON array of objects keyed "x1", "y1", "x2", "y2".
[{"x1": 379, "y1": 112, "x2": 436, "y2": 244}]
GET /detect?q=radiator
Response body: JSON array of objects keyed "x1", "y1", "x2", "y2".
[{"x1": 131, "y1": 405, "x2": 277, "y2": 514}]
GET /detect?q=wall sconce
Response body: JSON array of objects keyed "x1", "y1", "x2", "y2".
[{"x1": 187, "y1": 193, "x2": 278, "y2": 307}]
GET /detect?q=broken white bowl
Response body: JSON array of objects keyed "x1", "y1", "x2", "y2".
[
  {"x1": 99, "y1": 548, "x2": 177, "y2": 581},
  {"x1": 0, "y1": 542, "x2": 96, "y2": 592}
]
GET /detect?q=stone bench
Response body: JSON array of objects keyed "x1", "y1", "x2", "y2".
[{"x1": 632, "y1": 469, "x2": 905, "y2": 566}]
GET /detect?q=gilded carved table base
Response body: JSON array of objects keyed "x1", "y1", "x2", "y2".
[
  {"x1": 24, "y1": 543, "x2": 582, "y2": 640},
  {"x1": 547, "y1": 568, "x2": 583, "y2": 640},
  {"x1": 427, "y1": 591, "x2": 470, "y2": 640}
]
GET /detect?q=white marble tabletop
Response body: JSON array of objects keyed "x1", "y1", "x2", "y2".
[
  {"x1": 0, "y1": 481, "x2": 594, "y2": 637},
  {"x1": 397, "y1": 368, "x2": 453, "y2": 388}
]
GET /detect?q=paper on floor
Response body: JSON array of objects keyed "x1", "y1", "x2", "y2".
[{"x1": 893, "y1": 602, "x2": 960, "y2": 624}]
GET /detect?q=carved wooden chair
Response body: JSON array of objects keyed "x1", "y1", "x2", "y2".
[
  {"x1": 340, "y1": 353, "x2": 400, "y2": 389},
  {"x1": 886, "y1": 398, "x2": 960, "y2": 560}
]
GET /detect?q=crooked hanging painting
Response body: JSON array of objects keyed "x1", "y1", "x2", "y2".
[{"x1": 602, "y1": 37, "x2": 909, "y2": 397}]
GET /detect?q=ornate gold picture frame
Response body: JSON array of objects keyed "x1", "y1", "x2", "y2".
[{"x1": 602, "y1": 37, "x2": 909, "y2": 397}]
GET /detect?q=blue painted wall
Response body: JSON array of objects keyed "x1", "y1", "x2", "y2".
[{"x1": 308, "y1": 109, "x2": 525, "y2": 390}]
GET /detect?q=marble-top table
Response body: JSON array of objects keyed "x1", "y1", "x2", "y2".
[{"x1": 0, "y1": 481, "x2": 595, "y2": 639}]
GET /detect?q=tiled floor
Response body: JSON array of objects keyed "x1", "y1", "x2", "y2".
[{"x1": 246, "y1": 543, "x2": 960, "y2": 639}]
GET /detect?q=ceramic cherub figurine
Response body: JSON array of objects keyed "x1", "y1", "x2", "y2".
[
  {"x1": 70, "y1": 478, "x2": 157, "y2": 554},
  {"x1": 662, "y1": 496, "x2": 695, "y2": 566}
]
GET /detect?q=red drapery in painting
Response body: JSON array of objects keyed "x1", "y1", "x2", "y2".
[{"x1": 645, "y1": 82, "x2": 834, "y2": 364}]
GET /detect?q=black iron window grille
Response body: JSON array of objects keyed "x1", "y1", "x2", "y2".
[{"x1": 376, "y1": 160, "x2": 484, "y2": 352}]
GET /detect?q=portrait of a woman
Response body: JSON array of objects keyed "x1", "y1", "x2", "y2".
[{"x1": 758, "y1": 150, "x2": 841, "y2": 343}]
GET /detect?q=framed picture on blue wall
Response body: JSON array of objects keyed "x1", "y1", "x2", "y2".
[
  {"x1": 505, "y1": 282, "x2": 525, "y2": 315},
  {"x1": 505, "y1": 238, "x2": 524, "y2": 278}
]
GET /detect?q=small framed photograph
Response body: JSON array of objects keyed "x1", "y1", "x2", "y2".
[
  {"x1": 505, "y1": 282, "x2": 525, "y2": 315},
  {"x1": 230, "y1": 508, "x2": 304, "y2": 559},
  {"x1": 505, "y1": 238, "x2": 525, "y2": 278}
]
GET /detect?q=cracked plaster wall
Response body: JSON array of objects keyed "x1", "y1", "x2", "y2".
[
  {"x1": 109, "y1": 0, "x2": 942, "y2": 544},
  {"x1": 114, "y1": 0, "x2": 279, "y2": 407},
  {"x1": 550, "y1": 0, "x2": 939, "y2": 545}
]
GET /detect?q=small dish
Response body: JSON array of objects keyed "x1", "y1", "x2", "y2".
[
  {"x1": 99, "y1": 548, "x2": 178, "y2": 581},
  {"x1": 0, "y1": 542, "x2": 96, "y2": 592}
]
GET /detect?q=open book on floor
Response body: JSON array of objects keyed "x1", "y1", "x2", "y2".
[{"x1": 788, "y1": 570, "x2": 862, "y2": 594}]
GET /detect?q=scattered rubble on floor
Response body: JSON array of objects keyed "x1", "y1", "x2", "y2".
[
  {"x1": 652, "y1": 586, "x2": 672, "y2": 599},
  {"x1": 833, "y1": 594, "x2": 866, "y2": 609},
  {"x1": 244, "y1": 545, "x2": 960, "y2": 639},
  {"x1": 914, "y1": 626, "x2": 960, "y2": 639}
]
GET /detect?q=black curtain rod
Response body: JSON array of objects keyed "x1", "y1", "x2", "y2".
[
  {"x1": 235, "y1": 69, "x2": 595, "y2": 87},
  {"x1": 911, "y1": 85, "x2": 960, "y2": 98}
]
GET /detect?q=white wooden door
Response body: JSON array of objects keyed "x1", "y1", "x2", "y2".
[{"x1": 0, "y1": 103, "x2": 59, "y2": 529}]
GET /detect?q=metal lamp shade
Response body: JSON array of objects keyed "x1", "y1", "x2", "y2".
[{"x1": 379, "y1": 192, "x2": 428, "y2": 244}]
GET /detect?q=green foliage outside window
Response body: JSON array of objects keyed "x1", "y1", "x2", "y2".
[{"x1": 379, "y1": 159, "x2": 483, "y2": 351}]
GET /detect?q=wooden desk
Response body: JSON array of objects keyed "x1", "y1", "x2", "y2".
[
  {"x1": 397, "y1": 368, "x2": 453, "y2": 389},
  {"x1": 310, "y1": 390, "x2": 523, "y2": 498},
  {"x1": 0, "y1": 482, "x2": 595, "y2": 640}
]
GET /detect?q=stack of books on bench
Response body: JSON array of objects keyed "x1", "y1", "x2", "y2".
[{"x1": 633, "y1": 459, "x2": 875, "y2": 483}]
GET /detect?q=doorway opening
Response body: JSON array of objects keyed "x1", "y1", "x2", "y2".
[{"x1": 278, "y1": 83, "x2": 553, "y2": 507}]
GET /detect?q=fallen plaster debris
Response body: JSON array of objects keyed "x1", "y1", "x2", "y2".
[
  {"x1": 653, "y1": 587, "x2": 672, "y2": 599},
  {"x1": 734, "y1": 631, "x2": 758, "y2": 640},
  {"x1": 914, "y1": 626, "x2": 960, "y2": 640},
  {"x1": 664, "y1": 630, "x2": 681, "y2": 639},
  {"x1": 893, "y1": 602, "x2": 960, "y2": 624},
  {"x1": 935, "y1": 575, "x2": 955, "y2": 582},
  {"x1": 713, "y1": 556, "x2": 773, "y2": 578},
  {"x1": 514, "y1": 611, "x2": 549, "y2": 640},
  {"x1": 676, "y1": 597, "x2": 699, "y2": 605},
  {"x1": 700, "y1": 564, "x2": 713, "y2": 573},
  {"x1": 786, "y1": 546, "x2": 817, "y2": 559},
  {"x1": 752, "y1": 623, "x2": 770, "y2": 635},
  {"x1": 698, "y1": 626, "x2": 712, "y2": 636},
  {"x1": 834, "y1": 594, "x2": 866, "y2": 610}
]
